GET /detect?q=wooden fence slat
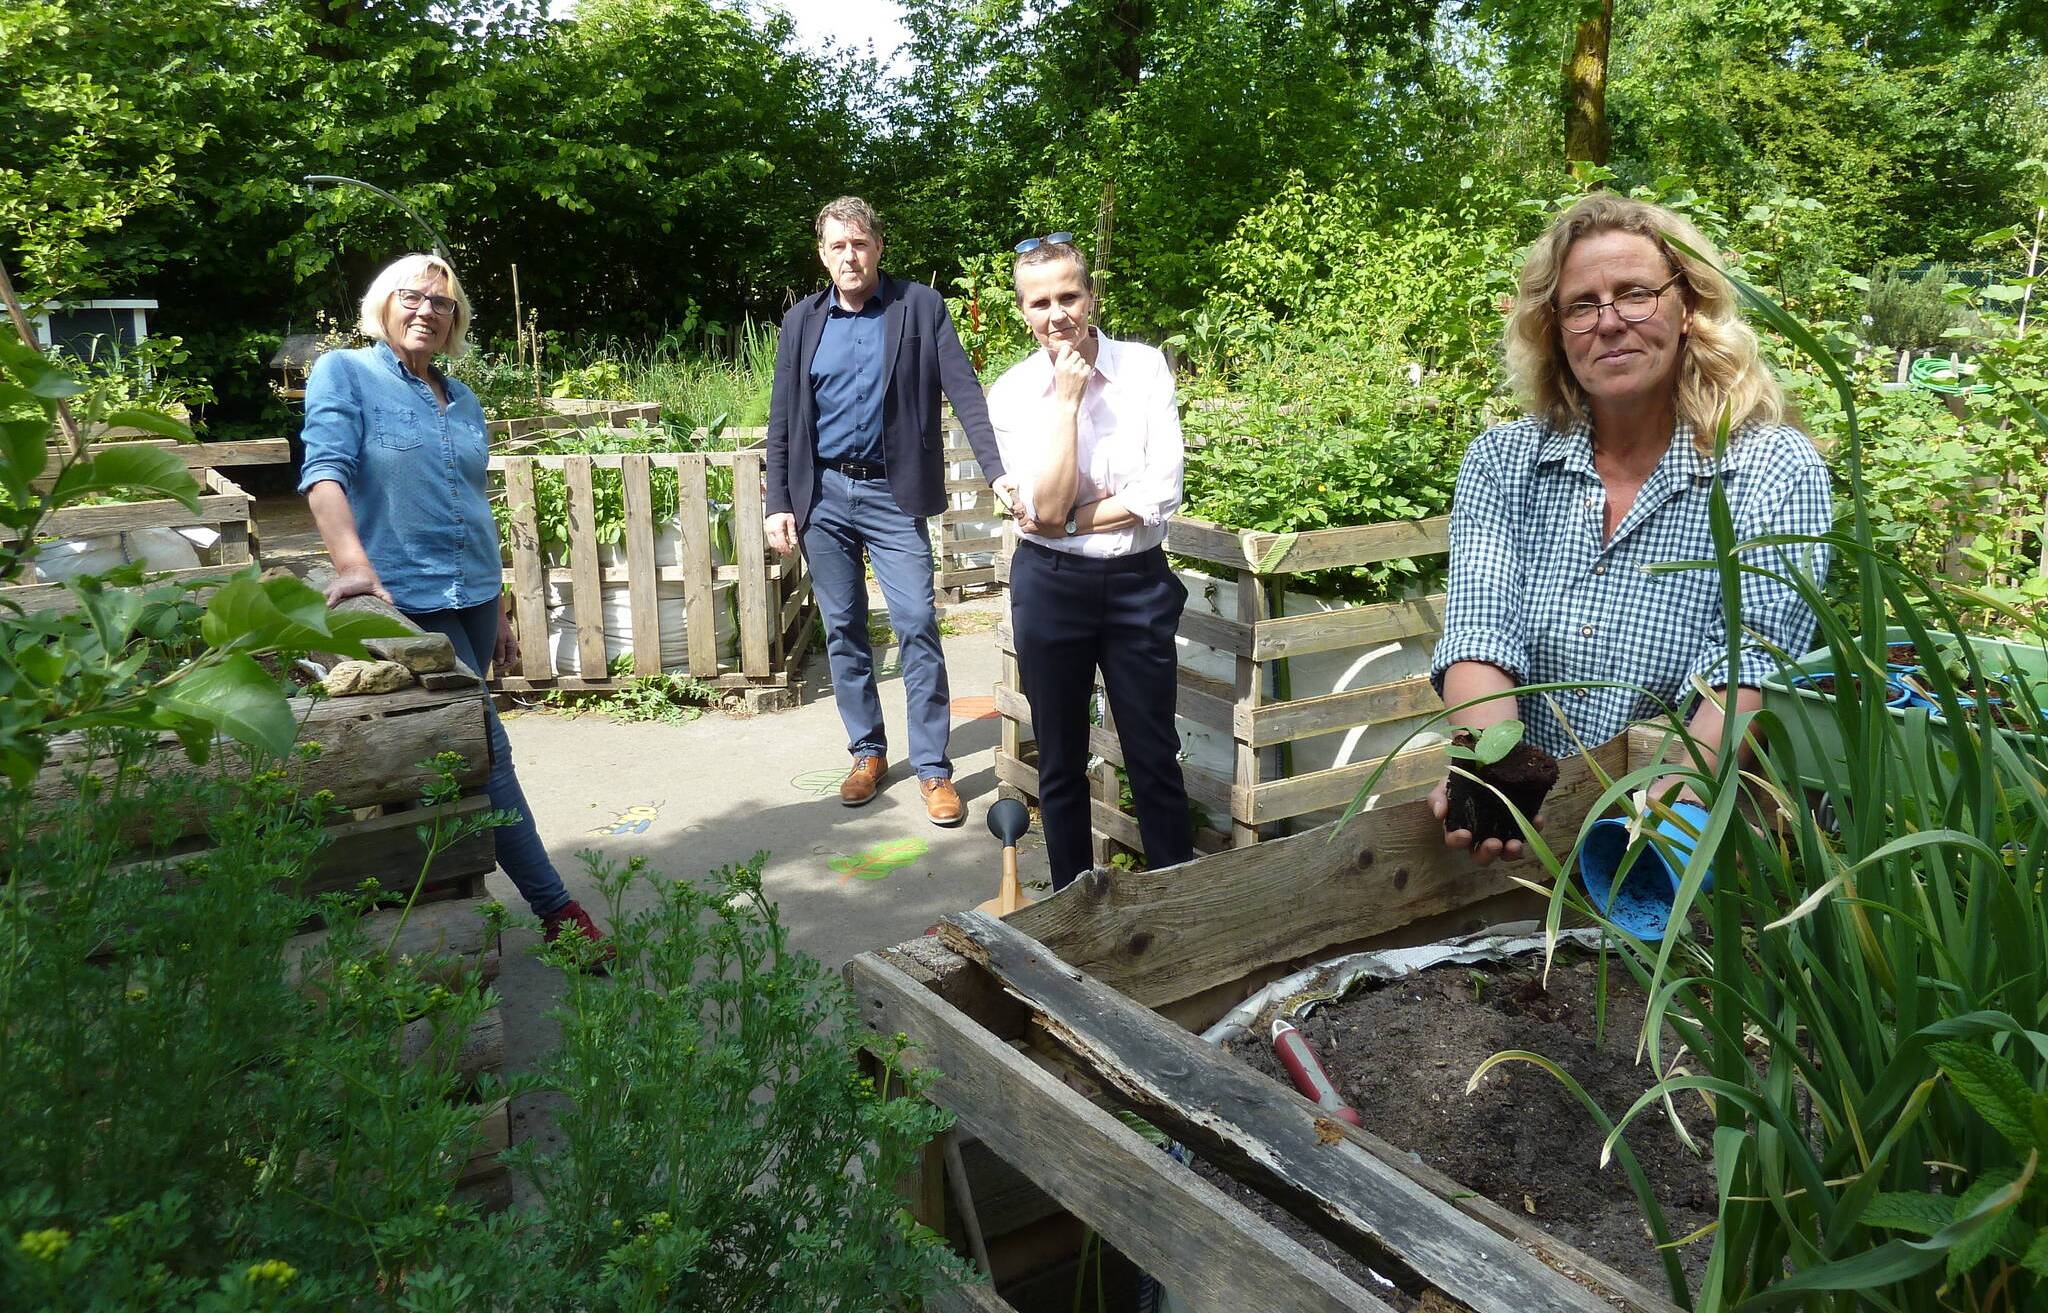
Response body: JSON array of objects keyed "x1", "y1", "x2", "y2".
[
  {"x1": 1252, "y1": 594, "x2": 1445, "y2": 662},
  {"x1": 1242, "y1": 740, "x2": 1445, "y2": 825},
  {"x1": 564, "y1": 456, "x2": 608, "y2": 680},
  {"x1": 844, "y1": 955, "x2": 1391, "y2": 1313},
  {"x1": 35, "y1": 438, "x2": 291, "y2": 482},
  {"x1": 999, "y1": 735, "x2": 1629, "y2": 1011},
  {"x1": 939, "y1": 911, "x2": 1617, "y2": 1313},
  {"x1": 0, "y1": 491, "x2": 250, "y2": 544},
  {"x1": 1231, "y1": 572, "x2": 1266, "y2": 848},
  {"x1": 1165, "y1": 516, "x2": 1254, "y2": 567},
  {"x1": 620, "y1": 454, "x2": 662, "y2": 676},
  {"x1": 1239, "y1": 516, "x2": 1452, "y2": 575},
  {"x1": 502, "y1": 459, "x2": 552, "y2": 680},
  {"x1": 677, "y1": 456, "x2": 718, "y2": 678},
  {"x1": 1243, "y1": 674, "x2": 1441, "y2": 748},
  {"x1": 733, "y1": 452, "x2": 771, "y2": 677}
]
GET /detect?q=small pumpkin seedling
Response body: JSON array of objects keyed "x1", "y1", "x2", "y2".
[{"x1": 1443, "y1": 719, "x2": 1560, "y2": 848}]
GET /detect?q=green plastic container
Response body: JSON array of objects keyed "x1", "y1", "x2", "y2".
[{"x1": 1759, "y1": 627, "x2": 2048, "y2": 791}]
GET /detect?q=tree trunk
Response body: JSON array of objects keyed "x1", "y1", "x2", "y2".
[
  {"x1": 1094, "y1": 177, "x2": 1117, "y2": 288},
  {"x1": 1562, "y1": 0, "x2": 1613, "y2": 167}
]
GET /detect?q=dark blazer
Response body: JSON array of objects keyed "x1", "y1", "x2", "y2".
[{"x1": 765, "y1": 273, "x2": 1005, "y2": 528}]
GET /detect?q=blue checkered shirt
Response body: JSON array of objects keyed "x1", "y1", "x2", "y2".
[{"x1": 1431, "y1": 416, "x2": 1833, "y2": 759}]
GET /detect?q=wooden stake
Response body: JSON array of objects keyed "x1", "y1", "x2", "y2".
[
  {"x1": 509, "y1": 262, "x2": 524, "y2": 364},
  {"x1": 0, "y1": 256, "x2": 84, "y2": 459}
]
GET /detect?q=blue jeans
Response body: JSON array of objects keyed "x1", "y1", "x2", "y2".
[
  {"x1": 803, "y1": 467, "x2": 952, "y2": 779},
  {"x1": 403, "y1": 600, "x2": 574, "y2": 919}
]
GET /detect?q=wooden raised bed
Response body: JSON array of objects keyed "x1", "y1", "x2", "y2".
[
  {"x1": 3, "y1": 438, "x2": 292, "y2": 615},
  {"x1": 996, "y1": 512, "x2": 1450, "y2": 861},
  {"x1": 848, "y1": 724, "x2": 1689, "y2": 1313},
  {"x1": 935, "y1": 413, "x2": 1002, "y2": 606},
  {"x1": 489, "y1": 443, "x2": 815, "y2": 706}
]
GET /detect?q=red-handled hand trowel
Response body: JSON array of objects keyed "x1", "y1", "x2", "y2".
[
  {"x1": 1272, "y1": 1018, "x2": 1360, "y2": 1126},
  {"x1": 976, "y1": 798, "x2": 1035, "y2": 917}
]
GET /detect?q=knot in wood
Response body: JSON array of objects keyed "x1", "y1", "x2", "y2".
[
  {"x1": 1126, "y1": 931, "x2": 1153, "y2": 956},
  {"x1": 1393, "y1": 866, "x2": 1411, "y2": 890}
]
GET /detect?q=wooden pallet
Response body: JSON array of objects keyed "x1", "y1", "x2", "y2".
[
  {"x1": 848, "y1": 724, "x2": 1691, "y2": 1313},
  {"x1": 491, "y1": 445, "x2": 813, "y2": 697}
]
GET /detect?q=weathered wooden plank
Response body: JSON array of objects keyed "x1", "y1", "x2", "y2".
[
  {"x1": 1001, "y1": 735, "x2": 1628, "y2": 1010},
  {"x1": 1243, "y1": 740, "x2": 1447, "y2": 825},
  {"x1": 0, "y1": 491, "x2": 250, "y2": 544},
  {"x1": 733, "y1": 452, "x2": 771, "y2": 678},
  {"x1": 31, "y1": 692, "x2": 491, "y2": 830},
  {"x1": 1243, "y1": 674, "x2": 1441, "y2": 748},
  {"x1": 844, "y1": 954, "x2": 1390, "y2": 1313},
  {"x1": 941, "y1": 912, "x2": 1613, "y2": 1313},
  {"x1": 1252, "y1": 594, "x2": 1445, "y2": 662},
  {"x1": 502, "y1": 460, "x2": 552, "y2": 680},
  {"x1": 619, "y1": 453, "x2": 663, "y2": 677},
  {"x1": 1176, "y1": 607, "x2": 1253, "y2": 658},
  {"x1": 1239, "y1": 517, "x2": 1451, "y2": 576},
  {"x1": 942, "y1": 534, "x2": 1004, "y2": 555},
  {"x1": 563, "y1": 457, "x2": 609, "y2": 680},
  {"x1": 37, "y1": 438, "x2": 290, "y2": 481},
  {"x1": 677, "y1": 456, "x2": 718, "y2": 677},
  {"x1": 991, "y1": 683, "x2": 1235, "y2": 816},
  {"x1": 1231, "y1": 570, "x2": 1266, "y2": 846},
  {"x1": 934, "y1": 565, "x2": 997, "y2": 588},
  {"x1": 0, "y1": 562, "x2": 254, "y2": 614},
  {"x1": 924, "y1": 1282, "x2": 1020, "y2": 1313},
  {"x1": 1165, "y1": 516, "x2": 1252, "y2": 569},
  {"x1": 301, "y1": 796, "x2": 498, "y2": 899}
]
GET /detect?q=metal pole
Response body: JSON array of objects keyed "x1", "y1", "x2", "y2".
[
  {"x1": 302, "y1": 175, "x2": 455, "y2": 269},
  {"x1": 0, "y1": 254, "x2": 84, "y2": 459}
]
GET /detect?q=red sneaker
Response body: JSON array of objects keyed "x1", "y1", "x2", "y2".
[{"x1": 542, "y1": 900, "x2": 614, "y2": 970}]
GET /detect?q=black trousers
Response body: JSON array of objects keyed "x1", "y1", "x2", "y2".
[{"x1": 1011, "y1": 540, "x2": 1194, "y2": 889}]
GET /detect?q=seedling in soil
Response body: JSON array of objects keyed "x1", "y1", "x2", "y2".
[{"x1": 1443, "y1": 720, "x2": 1560, "y2": 847}]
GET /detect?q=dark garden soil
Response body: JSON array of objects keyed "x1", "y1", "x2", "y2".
[
  {"x1": 1443, "y1": 736, "x2": 1560, "y2": 846},
  {"x1": 1207, "y1": 953, "x2": 1715, "y2": 1305}
]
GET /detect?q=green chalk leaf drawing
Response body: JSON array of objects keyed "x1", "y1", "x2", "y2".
[
  {"x1": 831, "y1": 837, "x2": 930, "y2": 881},
  {"x1": 793, "y1": 768, "x2": 850, "y2": 797}
]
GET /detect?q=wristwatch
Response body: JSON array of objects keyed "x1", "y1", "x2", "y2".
[{"x1": 1063, "y1": 512, "x2": 1079, "y2": 537}]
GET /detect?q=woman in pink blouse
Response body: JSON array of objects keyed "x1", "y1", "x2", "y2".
[{"x1": 987, "y1": 236, "x2": 1192, "y2": 889}]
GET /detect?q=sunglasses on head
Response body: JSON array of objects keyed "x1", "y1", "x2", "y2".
[{"x1": 1013, "y1": 231, "x2": 1076, "y2": 254}]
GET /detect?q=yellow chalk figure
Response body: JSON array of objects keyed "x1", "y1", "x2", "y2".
[{"x1": 590, "y1": 804, "x2": 660, "y2": 837}]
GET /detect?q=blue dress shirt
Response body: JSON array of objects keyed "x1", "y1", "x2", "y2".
[
  {"x1": 1432, "y1": 416, "x2": 1833, "y2": 758},
  {"x1": 810, "y1": 294, "x2": 887, "y2": 463},
  {"x1": 297, "y1": 342, "x2": 502, "y2": 614}
]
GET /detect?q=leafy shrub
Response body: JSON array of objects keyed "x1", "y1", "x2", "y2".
[{"x1": 1862, "y1": 262, "x2": 1972, "y2": 352}]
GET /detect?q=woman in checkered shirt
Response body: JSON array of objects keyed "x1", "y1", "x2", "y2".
[{"x1": 1430, "y1": 194, "x2": 1832, "y2": 862}]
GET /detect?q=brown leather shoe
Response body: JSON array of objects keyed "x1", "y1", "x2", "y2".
[
  {"x1": 840, "y1": 756, "x2": 887, "y2": 806},
  {"x1": 920, "y1": 776, "x2": 964, "y2": 826}
]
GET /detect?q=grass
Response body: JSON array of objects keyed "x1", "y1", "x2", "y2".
[{"x1": 455, "y1": 320, "x2": 778, "y2": 429}]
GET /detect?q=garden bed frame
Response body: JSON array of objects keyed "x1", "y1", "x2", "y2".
[
  {"x1": 489, "y1": 442, "x2": 815, "y2": 706},
  {"x1": 2, "y1": 437, "x2": 291, "y2": 615},
  {"x1": 994, "y1": 512, "x2": 1450, "y2": 859},
  {"x1": 484, "y1": 398, "x2": 662, "y2": 440},
  {"x1": 850, "y1": 724, "x2": 1689, "y2": 1313},
  {"x1": 935, "y1": 413, "x2": 1002, "y2": 605}
]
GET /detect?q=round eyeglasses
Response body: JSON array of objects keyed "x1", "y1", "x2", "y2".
[
  {"x1": 1014, "y1": 231, "x2": 1077, "y2": 254},
  {"x1": 392, "y1": 288, "x2": 459, "y2": 317},
  {"x1": 1558, "y1": 273, "x2": 1684, "y2": 334}
]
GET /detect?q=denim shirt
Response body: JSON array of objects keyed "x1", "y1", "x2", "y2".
[
  {"x1": 1432, "y1": 416, "x2": 1832, "y2": 758},
  {"x1": 297, "y1": 343, "x2": 500, "y2": 614}
]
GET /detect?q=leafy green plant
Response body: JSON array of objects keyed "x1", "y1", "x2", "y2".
[
  {"x1": 543, "y1": 662, "x2": 719, "y2": 723},
  {"x1": 504, "y1": 849, "x2": 969, "y2": 1309},
  {"x1": 1445, "y1": 720, "x2": 1524, "y2": 767}
]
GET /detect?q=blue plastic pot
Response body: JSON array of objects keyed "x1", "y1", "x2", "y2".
[{"x1": 1578, "y1": 801, "x2": 1713, "y2": 942}]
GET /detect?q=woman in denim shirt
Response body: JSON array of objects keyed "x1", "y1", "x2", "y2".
[{"x1": 299, "y1": 253, "x2": 607, "y2": 951}]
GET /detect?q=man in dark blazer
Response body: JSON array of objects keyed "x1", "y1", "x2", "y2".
[{"x1": 765, "y1": 195, "x2": 1014, "y2": 824}]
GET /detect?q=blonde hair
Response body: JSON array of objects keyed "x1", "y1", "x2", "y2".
[
  {"x1": 358, "y1": 253, "x2": 472, "y2": 359},
  {"x1": 1505, "y1": 194, "x2": 1798, "y2": 451}
]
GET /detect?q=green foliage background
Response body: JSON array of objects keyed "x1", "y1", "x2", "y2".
[{"x1": 3, "y1": 0, "x2": 2044, "y2": 434}]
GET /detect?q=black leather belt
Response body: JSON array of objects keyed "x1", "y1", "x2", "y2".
[{"x1": 821, "y1": 457, "x2": 886, "y2": 480}]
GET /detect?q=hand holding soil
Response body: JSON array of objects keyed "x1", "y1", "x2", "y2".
[{"x1": 1435, "y1": 727, "x2": 1560, "y2": 863}]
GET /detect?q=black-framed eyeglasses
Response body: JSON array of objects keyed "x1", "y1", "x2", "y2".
[
  {"x1": 1558, "y1": 273, "x2": 1684, "y2": 334},
  {"x1": 1014, "y1": 231, "x2": 1076, "y2": 254},
  {"x1": 392, "y1": 287, "x2": 459, "y2": 317}
]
